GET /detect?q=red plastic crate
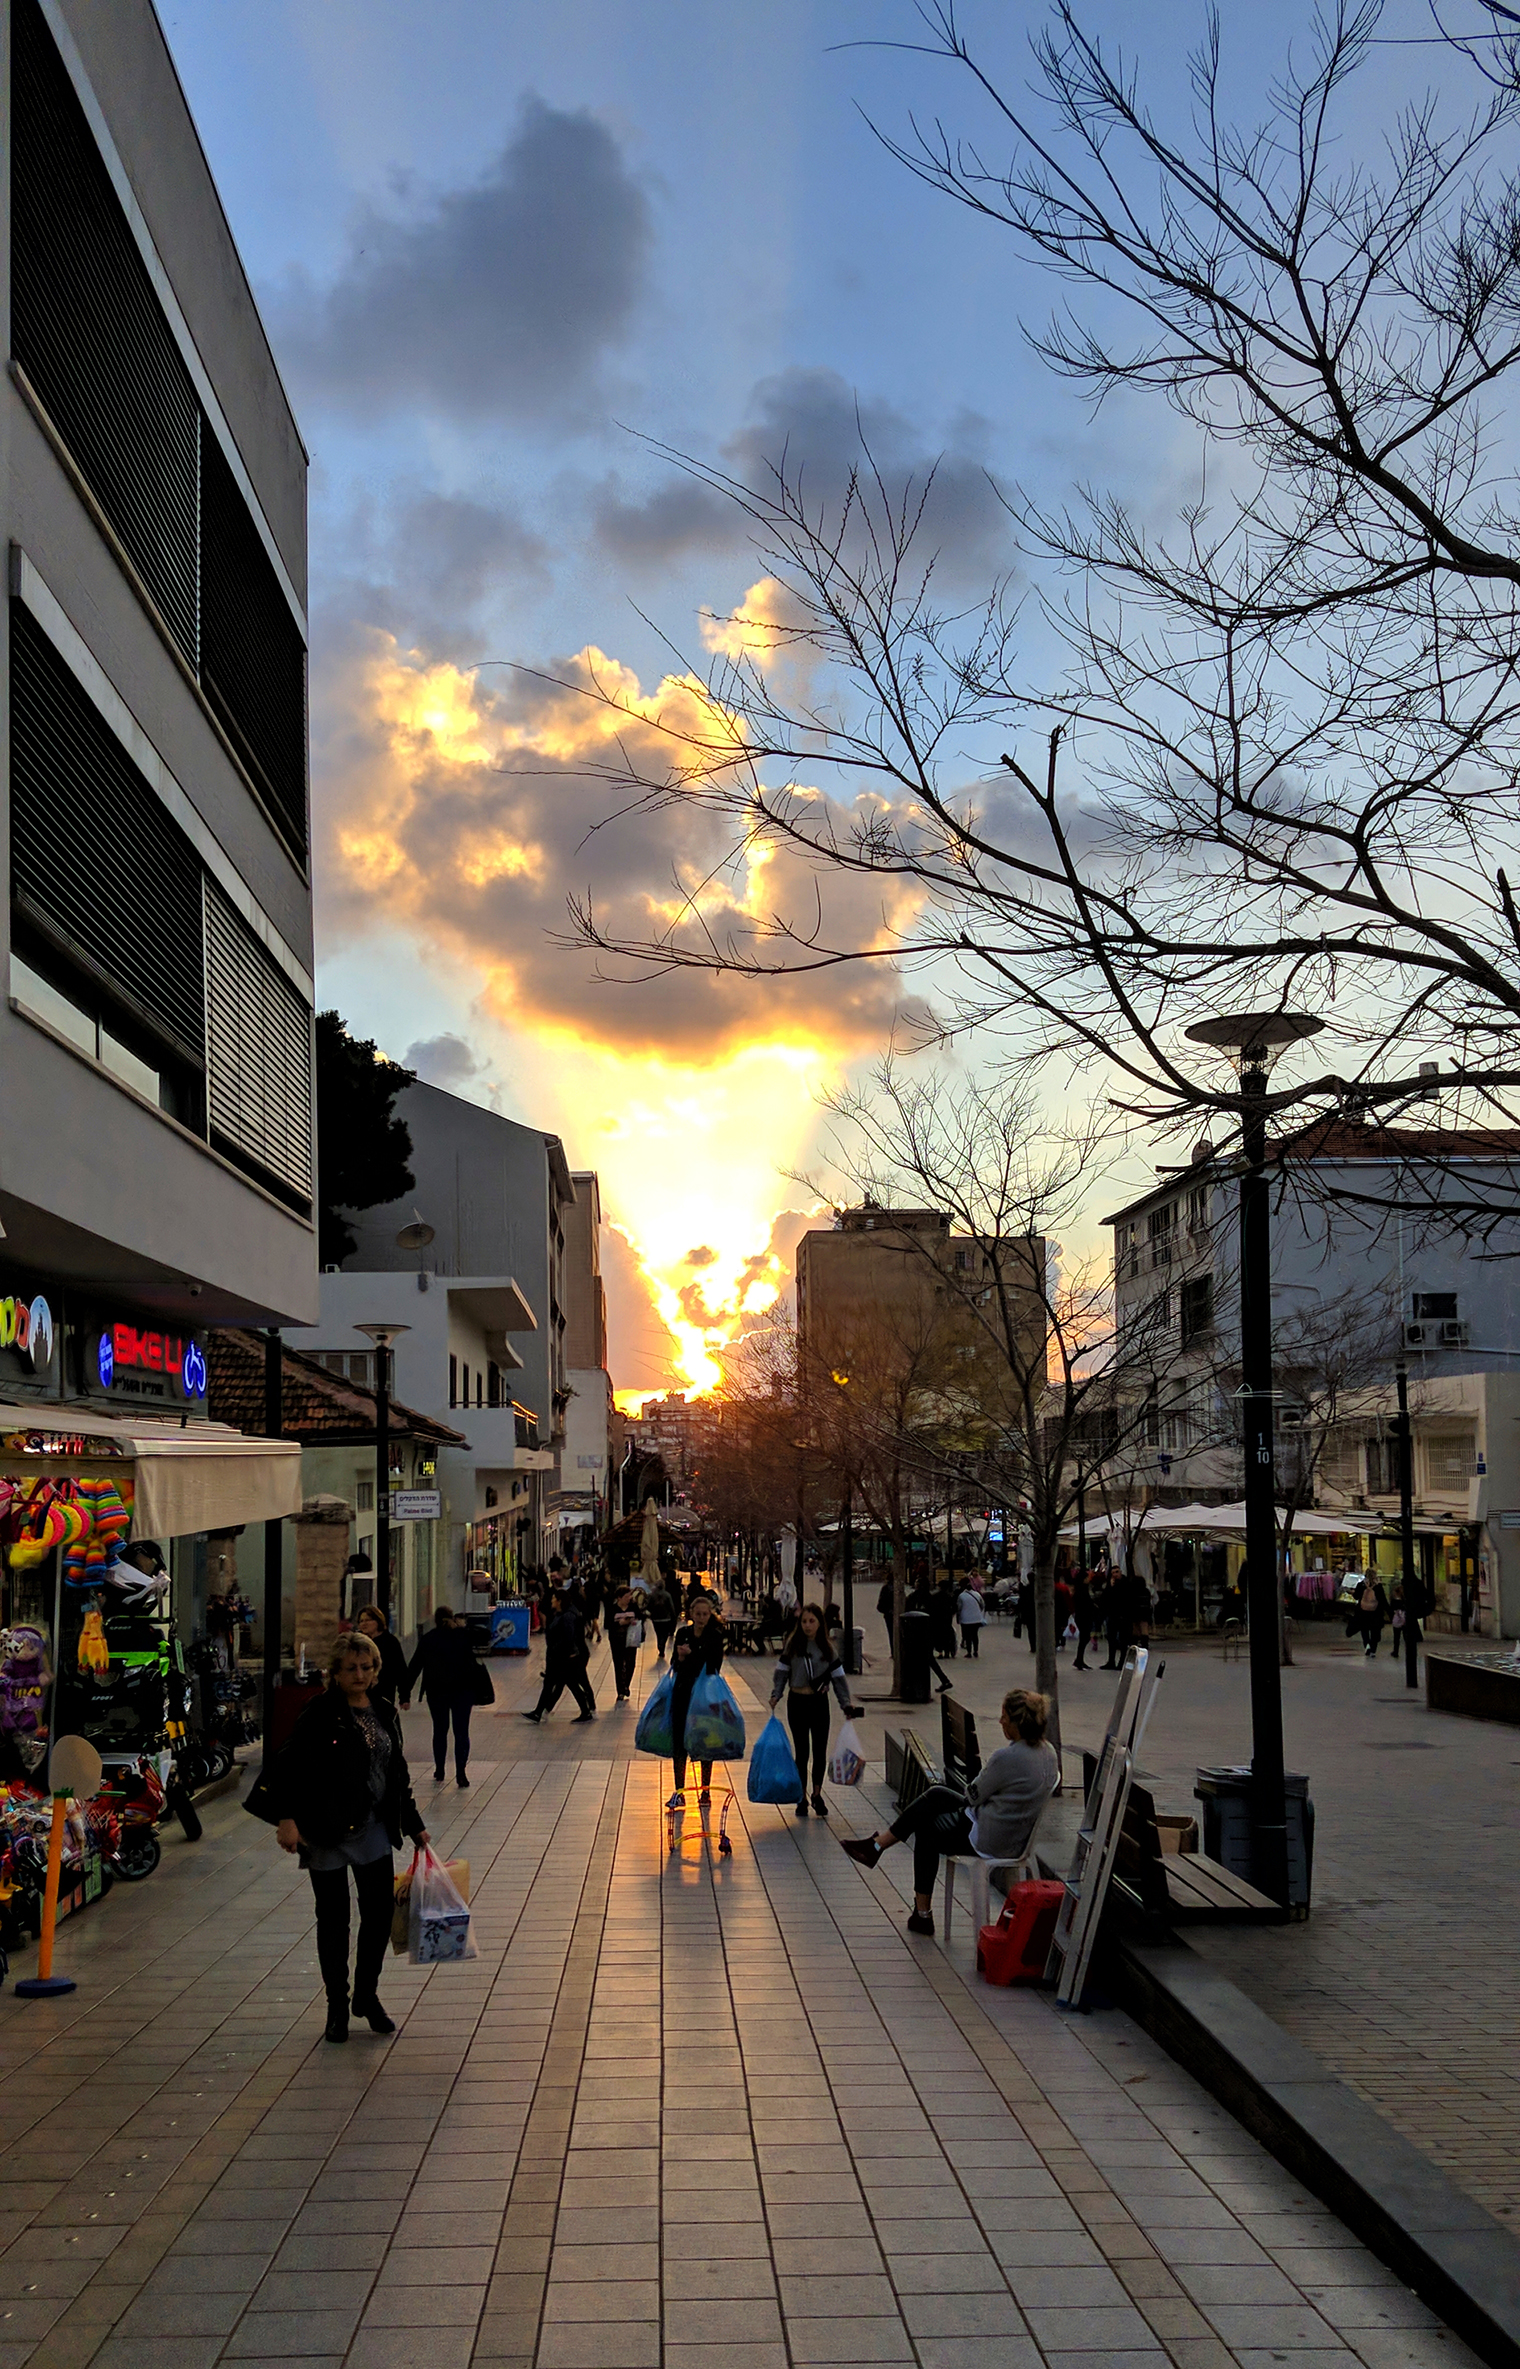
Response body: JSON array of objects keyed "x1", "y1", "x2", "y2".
[{"x1": 976, "y1": 1878, "x2": 1065, "y2": 1985}]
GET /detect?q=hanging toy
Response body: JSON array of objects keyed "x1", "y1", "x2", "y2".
[
  {"x1": 0, "y1": 1626, "x2": 50, "y2": 1744},
  {"x1": 8, "y1": 1484, "x2": 67, "y2": 1570},
  {"x1": 76, "y1": 1601, "x2": 110, "y2": 1678},
  {"x1": 82, "y1": 1478, "x2": 129, "y2": 1556}
]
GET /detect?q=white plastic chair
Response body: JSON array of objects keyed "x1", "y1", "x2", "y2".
[{"x1": 942, "y1": 1786, "x2": 1055, "y2": 1943}]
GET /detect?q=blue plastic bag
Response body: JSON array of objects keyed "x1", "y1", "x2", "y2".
[
  {"x1": 747, "y1": 1712, "x2": 803, "y2": 1804},
  {"x1": 634, "y1": 1668, "x2": 676, "y2": 1757},
  {"x1": 683, "y1": 1670, "x2": 746, "y2": 1761}
]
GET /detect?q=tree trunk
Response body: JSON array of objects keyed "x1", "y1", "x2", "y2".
[
  {"x1": 1031, "y1": 1544, "x2": 1061, "y2": 1756},
  {"x1": 891, "y1": 1540, "x2": 907, "y2": 1698}
]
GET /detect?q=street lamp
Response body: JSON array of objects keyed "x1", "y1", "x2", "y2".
[
  {"x1": 356, "y1": 1323, "x2": 411, "y2": 1626},
  {"x1": 1185, "y1": 1009, "x2": 1323, "y2": 1909}
]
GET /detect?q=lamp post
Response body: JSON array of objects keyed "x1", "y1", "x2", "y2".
[
  {"x1": 1186, "y1": 1010, "x2": 1323, "y2": 1909},
  {"x1": 356, "y1": 1323, "x2": 410, "y2": 1626},
  {"x1": 262, "y1": 1328, "x2": 282, "y2": 1743},
  {"x1": 1394, "y1": 1357, "x2": 1419, "y2": 1690}
]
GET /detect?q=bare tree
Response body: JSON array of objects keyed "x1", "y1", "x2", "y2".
[{"x1": 560, "y1": 1, "x2": 1520, "y2": 1209}]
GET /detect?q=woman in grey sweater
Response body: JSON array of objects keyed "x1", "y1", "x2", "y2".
[
  {"x1": 770, "y1": 1605, "x2": 855, "y2": 1819},
  {"x1": 841, "y1": 1688, "x2": 1058, "y2": 1935}
]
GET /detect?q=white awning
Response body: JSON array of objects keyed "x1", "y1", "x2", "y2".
[
  {"x1": 0, "y1": 1400, "x2": 303, "y2": 1538},
  {"x1": 1059, "y1": 1501, "x2": 1384, "y2": 1542}
]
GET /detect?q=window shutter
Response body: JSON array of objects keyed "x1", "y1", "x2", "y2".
[
  {"x1": 203, "y1": 878, "x2": 313, "y2": 1203},
  {"x1": 199, "y1": 431, "x2": 309, "y2": 861}
]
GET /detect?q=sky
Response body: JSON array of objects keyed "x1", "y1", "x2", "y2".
[{"x1": 159, "y1": 0, "x2": 1423, "y2": 1401}]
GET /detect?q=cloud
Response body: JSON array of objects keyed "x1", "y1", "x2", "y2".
[
  {"x1": 599, "y1": 1220, "x2": 683, "y2": 1395},
  {"x1": 684, "y1": 1245, "x2": 718, "y2": 1268},
  {"x1": 595, "y1": 367, "x2": 1015, "y2": 584},
  {"x1": 273, "y1": 98, "x2": 651, "y2": 420},
  {"x1": 314, "y1": 623, "x2": 922, "y2": 1061},
  {"x1": 403, "y1": 1032, "x2": 484, "y2": 1090}
]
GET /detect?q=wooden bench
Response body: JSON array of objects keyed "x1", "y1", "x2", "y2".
[
  {"x1": 1113, "y1": 1778, "x2": 1278, "y2": 1923},
  {"x1": 885, "y1": 1728, "x2": 939, "y2": 1811},
  {"x1": 941, "y1": 1697, "x2": 982, "y2": 1792}
]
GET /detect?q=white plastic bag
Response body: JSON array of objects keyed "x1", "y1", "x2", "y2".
[
  {"x1": 408, "y1": 1845, "x2": 478, "y2": 1964},
  {"x1": 828, "y1": 1719, "x2": 866, "y2": 1787}
]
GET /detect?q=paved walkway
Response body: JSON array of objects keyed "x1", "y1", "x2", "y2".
[{"x1": 0, "y1": 1632, "x2": 1478, "y2": 2369}]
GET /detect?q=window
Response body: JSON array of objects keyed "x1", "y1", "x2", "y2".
[
  {"x1": 488, "y1": 1361, "x2": 502, "y2": 1408},
  {"x1": 204, "y1": 880, "x2": 313, "y2": 1206},
  {"x1": 476, "y1": 1370, "x2": 484, "y2": 1409},
  {"x1": 355, "y1": 1479, "x2": 374, "y2": 1512},
  {"x1": 10, "y1": 0, "x2": 308, "y2": 863},
  {"x1": 449, "y1": 1353, "x2": 458, "y2": 1409},
  {"x1": 1426, "y1": 1433, "x2": 1476, "y2": 1489},
  {"x1": 461, "y1": 1364, "x2": 471, "y2": 1408},
  {"x1": 1147, "y1": 1204, "x2": 1174, "y2": 1268},
  {"x1": 1365, "y1": 1435, "x2": 1401, "y2": 1495},
  {"x1": 1413, "y1": 1292, "x2": 1459, "y2": 1322},
  {"x1": 1186, "y1": 1184, "x2": 1210, "y2": 1237},
  {"x1": 1180, "y1": 1274, "x2": 1215, "y2": 1346},
  {"x1": 954, "y1": 1248, "x2": 971, "y2": 1272}
]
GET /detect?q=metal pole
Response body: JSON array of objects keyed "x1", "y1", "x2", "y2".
[
  {"x1": 841, "y1": 1484, "x2": 856, "y2": 1676},
  {"x1": 262, "y1": 1328, "x2": 282, "y2": 1746},
  {"x1": 1238, "y1": 1063, "x2": 1289, "y2": 1907},
  {"x1": 376, "y1": 1345, "x2": 392, "y2": 1626},
  {"x1": 1077, "y1": 1480, "x2": 1088, "y2": 1583},
  {"x1": 1396, "y1": 1359, "x2": 1419, "y2": 1690}
]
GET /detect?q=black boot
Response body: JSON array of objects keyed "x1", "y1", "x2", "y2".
[
  {"x1": 325, "y1": 2002, "x2": 349, "y2": 2043},
  {"x1": 351, "y1": 1993, "x2": 396, "y2": 2035}
]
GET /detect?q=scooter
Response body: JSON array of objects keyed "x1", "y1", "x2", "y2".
[{"x1": 91, "y1": 1759, "x2": 167, "y2": 1880}]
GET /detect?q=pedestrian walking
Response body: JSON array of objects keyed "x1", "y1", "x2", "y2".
[
  {"x1": 644, "y1": 1578, "x2": 675, "y2": 1661},
  {"x1": 1017, "y1": 1577, "x2": 1036, "y2": 1651},
  {"x1": 608, "y1": 1584, "x2": 643, "y2": 1702},
  {"x1": 1072, "y1": 1573, "x2": 1094, "y2": 1671},
  {"x1": 403, "y1": 1606, "x2": 480, "y2": 1787},
  {"x1": 1103, "y1": 1573, "x2": 1128, "y2": 1668},
  {"x1": 354, "y1": 1603, "x2": 408, "y2": 1704},
  {"x1": 769, "y1": 1603, "x2": 854, "y2": 1819},
  {"x1": 1353, "y1": 1573, "x2": 1389, "y2": 1657},
  {"x1": 667, "y1": 1593, "x2": 726, "y2": 1809},
  {"x1": 931, "y1": 1578, "x2": 959, "y2": 1662},
  {"x1": 877, "y1": 1576, "x2": 896, "y2": 1657},
  {"x1": 956, "y1": 1582, "x2": 987, "y2": 1658},
  {"x1": 249, "y1": 1631, "x2": 427, "y2": 2043},
  {"x1": 841, "y1": 1688, "x2": 1059, "y2": 1936},
  {"x1": 522, "y1": 1588, "x2": 597, "y2": 1722},
  {"x1": 1053, "y1": 1574, "x2": 1073, "y2": 1653}
]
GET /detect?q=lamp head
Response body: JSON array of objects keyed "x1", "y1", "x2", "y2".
[
  {"x1": 356, "y1": 1321, "x2": 411, "y2": 1350},
  {"x1": 1185, "y1": 1009, "x2": 1324, "y2": 1078}
]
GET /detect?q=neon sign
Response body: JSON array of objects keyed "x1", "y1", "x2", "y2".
[
  {"x1": 0, "y1": 1293, "x2": 54, "y2": 1370},
  {"x1": 97, "y1": 1324, "x2": 207, "y2": 1399}
]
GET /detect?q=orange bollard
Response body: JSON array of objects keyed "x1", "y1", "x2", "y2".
[{"x1": 14, "y1": 1793, "x2": 78, "y2": 1998}]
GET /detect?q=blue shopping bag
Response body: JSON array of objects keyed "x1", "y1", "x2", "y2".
[
  {"x1": 747, "y1": 1713, "x2": 803, "y2": 1804},
  {"x1": 634, "y1": 1668, "x2": 676, "y2": 1756},
  {"x1": 683, "y1": 1670, "x2": 746, "y2": 1760}
]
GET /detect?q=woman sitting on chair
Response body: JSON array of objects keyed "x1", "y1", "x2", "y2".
[{"x1": 841, "y1": 1688, "x2": 1058, "y2": 1937}]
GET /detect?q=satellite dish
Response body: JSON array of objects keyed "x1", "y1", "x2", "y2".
[{"x1": 396, "y1": 1219, "x2": 435, "y2": 1252}]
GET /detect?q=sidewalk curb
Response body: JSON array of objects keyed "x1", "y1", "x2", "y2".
[{"x1": 1113, "y1": 1932, "x2": 1520, "y2": 2369}]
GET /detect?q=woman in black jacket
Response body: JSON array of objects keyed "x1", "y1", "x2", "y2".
[
  {"x1": 770, "y1": 1605, "x2": 854, "y2": 1819},
  {"x1": 354, "y1": 1604, "x2": 408, "y2": 1704},
  {"x1": 250, "y1": 1632, "x2": 427, "y2": 2043},
  {"x1": 404, "y1": 1606, "x2": 481, "y2": 1785},
  {"x1": 668, "y1": 1595, "x2": 725, "y2": 1810}
]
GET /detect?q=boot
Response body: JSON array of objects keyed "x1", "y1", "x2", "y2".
[{"x1": 325, "y1": 2000, "x2": 349, "y2": 2043}]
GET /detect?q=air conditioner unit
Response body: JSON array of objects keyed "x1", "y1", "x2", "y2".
[
  {"x1": 1403, "y1": 1322, "x2": 1429, "y2": 1347},
  {"x1": 1441, "y1": 1320, "x2": 1470, "y2": 1347}
]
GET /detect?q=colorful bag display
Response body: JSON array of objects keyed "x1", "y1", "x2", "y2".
[
  {"x1": 828, "y1": 1719, "x2": 866, "y2": 1786},
  {"x1": 407, "y1": 1845, "x2": 477, "y2": 1964},
  {"x1": 747, "y1": 1713, "x2": 802, "y2": 1804},
  {"x1": 683, "y1": 1671, "x2": 746, "y2": 1761},
  {"x1": 633, "y1": 1669, "x2": 676, "y2": 1757}
]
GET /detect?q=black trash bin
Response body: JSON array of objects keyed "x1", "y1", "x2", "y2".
[
  {"x1": 840, "y1": 1626, "x2": 864, "y2": 1677},
  {"x1": 898, "y1": 1609, "x2": 933, "y2": 1704},
  {"x1": 1194, "y1": 1764, "x2": 1314, "y2": 1913}
]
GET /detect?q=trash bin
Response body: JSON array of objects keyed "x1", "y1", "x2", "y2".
[
  {"x1": 898, "y1": 1609, "x2": 933, "y2": 1704},
  {"x1": 489, "y1": 1599, "x2": 530, "y2": 1654},
  {"x1": 1194, "y1": 1764, "x2": 1314, "y2": 1912},
  {"x1": 843, "y1": 1625, "x2": 863, "y2": 1678}
]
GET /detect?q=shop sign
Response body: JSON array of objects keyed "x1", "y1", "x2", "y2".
[
  {"x1": 0, "y1": 1290, "x2": 54, "y2": 1370},
  {"x1": 391, "y1": 1489, "x2": 442, "y2": 1522},
  {"x1": 96, "y1": 1323, "x2": 208, "y2": 1400}
]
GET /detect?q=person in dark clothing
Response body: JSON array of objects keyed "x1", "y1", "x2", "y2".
[
  {"x1": 770, "y1": 1604, "x2": 854, "y2": 1817},
  {"x1": 1071, "y1": 1574, "x2": 1094, "y2": 1672},
  {"x1": 354, "y1": 1604, "x2": 408, "y2": 1704},
  {"x1": 906, "y1": 1579, "x2": 955, "y2": 1693},
  {"x1": 877, "y1": 1576, "x2": 896, "y2": 1657},
  {"x1": 522, "y1": 1590, "x2": 598, "y2": 1721},
  {"x1": 1354, "y1": 1574, "x2": 1390, "y2": 1656},
  {"x1": 668, "y1": 1595, "x2": 726, "y2": 1807},
  {"x1": 644, "y1": 1580, "x2": 675, "y2": 1661},
  {"x1": 1103, "y1": 1574, "x2": 1128, "y2": 1668},
  {"x1": 608, "y1": 1585, "x2": 642, "y2": 1702},
  {"x1": 930, "y1": 1581, "x2": 959, "y2": 1663},
  {"x1": 404, "y1": 1607, "x2": 480, "y2": 1785},
  {"x1": 1016, "y1": 1579, "x2": 1035, "y2": 1649},
  {"x1": 248, "y1": 1631, "x2": 427, "y2": 2042},
  {"x1": 1053, "y1": 1575, "x2": 1074, "y2": 1653}
]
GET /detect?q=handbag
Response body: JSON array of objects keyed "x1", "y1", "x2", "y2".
[
  {"x1": 392, "y1": 1852, "x2": 470, "y2": 1954},
  {"x1": 470, "y1": 1657, "x2": 496, "y2": 1706},
  {"x1": 408, "y1": 1845, "x2": 477, "y2": 1963},
  {"x1": 622, "y1": 1619, "x2": 644, "y2": 1650}
]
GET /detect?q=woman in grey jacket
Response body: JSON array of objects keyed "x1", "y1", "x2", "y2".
[
  {"x1": 841, "y1": 1688, "x2": 1058, "y2": 1935},
  {"x1": 770, "y1": 1605, "x2": 855, "y2": 1819}
]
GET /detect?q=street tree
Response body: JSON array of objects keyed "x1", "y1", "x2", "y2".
[{"x1": 315, "y1": 1011, "x2": 415, "y2": 1269}]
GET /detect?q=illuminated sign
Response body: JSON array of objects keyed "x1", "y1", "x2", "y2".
[
  {"x1": 97, "y1": 1324, "x2": 207, "y2": 1399},
  {"x1": 0, "y1": 1292, "x2": 54, "y2": 1370}
]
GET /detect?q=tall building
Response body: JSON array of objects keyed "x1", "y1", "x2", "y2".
[
  {"x1": 0, "y1": 0, "x2": 317, "y2": 1640},
  {"x1": 560, "y1": 1171, "x2": 614, "y2": 1536},
  {"x1": 796, "y1": 1206, "x2": 1047, "y2": 1377}
]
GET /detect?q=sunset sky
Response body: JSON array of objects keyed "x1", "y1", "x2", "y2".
[{"x1": 162, "y1": 0, "x2": 1362, "y2": 1397}]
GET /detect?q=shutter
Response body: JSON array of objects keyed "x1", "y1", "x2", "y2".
[
  {"x1": 204, "y1": 879, "x2": 313, "y2": 1203},
  {"x1": 199, "y1": 431, "x2": 309, "y2": 862},
  {"x1": 9, "y1": 604, "x2": 205, "y2": 1061},
  {"x1": 10, "y1": 0, "x2": 201, "y2": 664}
]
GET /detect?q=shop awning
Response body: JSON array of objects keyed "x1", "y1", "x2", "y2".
[
  {"x1": 0, "y1": 1400, "x2": 303, "y2": 1539},
  {"x1": 1058, "y1": 1501, "x2": 1385, "y2": 1542}
]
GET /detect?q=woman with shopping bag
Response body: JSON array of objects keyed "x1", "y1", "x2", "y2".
[
  {"x1": 769, "y1": 1604, "x2": 856, "y2": 1820},
  {"x1": 667, "y1": 1593, "x2": 727, "y2": 1809},
  {"x1": 245, "y1": 1632, "x2": 428, "y2": 2042}
]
